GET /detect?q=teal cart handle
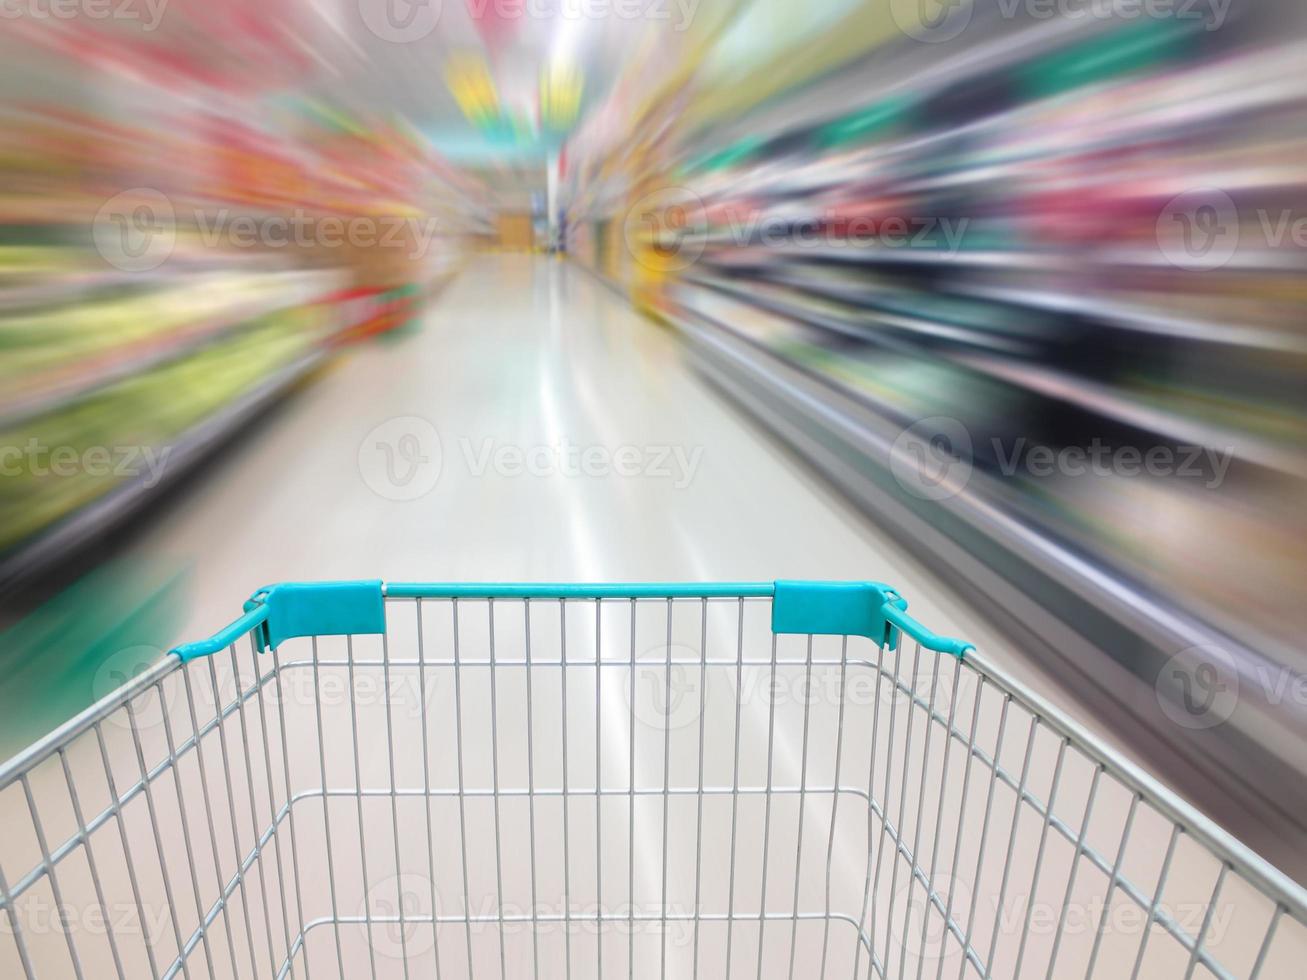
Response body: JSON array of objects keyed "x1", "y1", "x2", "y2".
[
  {"x1": 771, "y1": 580, "x2": 973, "y2": 656},
  {"x1": 171, "y1": 580, "x2": 973, "y2": 660}
]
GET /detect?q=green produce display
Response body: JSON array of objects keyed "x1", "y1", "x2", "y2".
[{"x1": 0, "y1": 303, "x2": 328, "y2": 553}]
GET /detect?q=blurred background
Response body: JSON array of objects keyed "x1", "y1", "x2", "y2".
[{"x1": 1, "y1": 0, "x2": 1305, "y2": 884}]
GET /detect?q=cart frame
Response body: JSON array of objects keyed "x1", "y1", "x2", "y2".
[{"x1": 2, "y1": 580, "x2": 1304, "y2": 980}]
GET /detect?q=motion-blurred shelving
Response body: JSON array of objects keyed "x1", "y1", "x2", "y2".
[
  {"x1": 0, "y1": 53, "x2": 469, "y2": 588},
  {"x1": 561, "y1": 0, "x2": 1307, "y2": 871}
]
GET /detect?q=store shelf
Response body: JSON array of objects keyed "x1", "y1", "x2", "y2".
[
  {"x1": 710, "y1": 242, "x2": 1057, "y2": 270},
  {"x1": 959, "y1": 353, "x2": 1307, "y2": 478},
  {"x1": 680, "y1": 3, "x2": 1119, "y2": 157},
  {"x1": 662, "y1": 288, "x2": 1307, "y2": 864},
  {"x1": 702, "y1": 239, "x2": 1307, "y2": 277},
  {"x1": 0, "y1": 272, "x2": 339, "y2": 426},
  {"x1": 739, "y1": 245, "x2": 1307, "y2": 355},
  {"x1": 687, "y1": 270, "x2": 1028, "y2": 355},
  {"x1": 686, "y1": 267, "x2": 1307, "y2": 477},
  {"x1": 0, "y1": 309, "x2": 363, "y2": 593},
  {"x1": 952, "y1": 282, "x2": 1307, "y2": 353},
  {"x1": 0, "y1": 269, "x2": 167, "y2": 314}
]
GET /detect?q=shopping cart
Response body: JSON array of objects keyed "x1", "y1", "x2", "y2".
[{"x1": 1, "y1": 580, "x2": 1304, "y2": 980}]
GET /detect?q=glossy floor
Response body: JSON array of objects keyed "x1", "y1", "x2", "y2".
[{"x1": 137, "y1": 255, "x2": 1011, "y2": 663}]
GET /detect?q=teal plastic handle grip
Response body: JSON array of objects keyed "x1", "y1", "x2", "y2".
[
  {"x1": 881, "y1": 601, "x2": 974, "y2": 657},
  {"x1": 770, "y1": 580, "x2": 972, "y2": 656},
  {"x1": 170, "y1": 580, "x2": 973, "y2": 660},
  {"x1": 172, "y1": 605, "x2": 270, "y2": 662}
]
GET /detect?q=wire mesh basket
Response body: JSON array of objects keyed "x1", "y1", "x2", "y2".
[{"x1": 2, "y1": 580, "x2": 1304, "y2": 980}]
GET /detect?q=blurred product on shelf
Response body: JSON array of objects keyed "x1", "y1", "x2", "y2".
[
  {"x1": 0, "y1": 24, "x2": 475, "y2": 586},
  {"x1": 560, "y1": 0, "x2": 1307, "y2": 864}
]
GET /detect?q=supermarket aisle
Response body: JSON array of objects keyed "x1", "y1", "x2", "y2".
[
  {"x1": 112, "y1": 252, "x2": 1127, "y2": 980},
  {"x1": 7, "y1": 255, "x2": 1302, "y2": 980},
  {"x1": 138, "y1": 253, "x2": 1008, "y2": 659}
]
